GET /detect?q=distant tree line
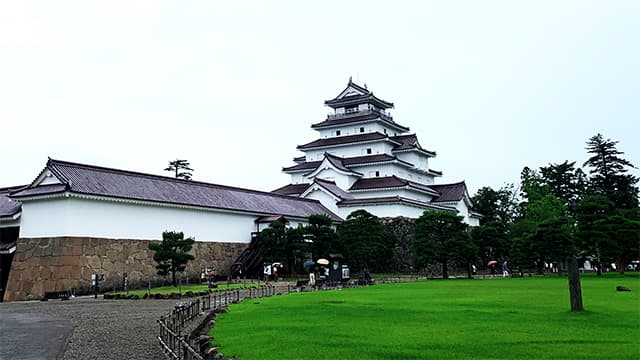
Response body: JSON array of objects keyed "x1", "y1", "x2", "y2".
[
  {"x1": 471, "y1": 133, "x2": 639, "y2": 276},
  {"x1": 258, "y1": 133, "x2": 638, "y2": 280}
]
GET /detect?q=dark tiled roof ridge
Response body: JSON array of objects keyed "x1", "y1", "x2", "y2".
[
  {"x1": 311, "y1": 113, "x2": 409, "y2": 131},
  {"x1": 272, "y1": 183, "x2": 311, "y2": 192},
  {"x1": 349, "y1": 175, "x2": 439, "y2": 195},
  {"x1": 297, "y1": 132, "x2": 401, "y2": 150},
  {"x1": 0, "y1": 185, "x2": 28, "y2": 193},
  {"x1": 338, "y1": 195, "x2": 456, "y2": 211},
  {"x1": 314, "y1": 178, "x2": 337, "y2": 184},
  {"x1": 429, "y1": 181, "x2": 469, "y2": 203},
  {"x1": 430, "y1": 180, "x2": 466, "y2": 187},
  {"x1": 391, "y1": 133, "x2": 417, "y2": 140},
  {"x1": 46, "y1": 158, "x2": 326, "y2": 205}
]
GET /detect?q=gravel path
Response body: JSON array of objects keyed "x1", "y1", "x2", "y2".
[
  {"x1": 0, "y1": 283, "x2": 340, "y2": 360},
  {"x1": 0, "y1": 297, "x2": 176, "y2": 360}
]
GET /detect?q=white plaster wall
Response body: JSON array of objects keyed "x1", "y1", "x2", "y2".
[
  {"x1": 19, "y1": 197, "x2": 263, "y2": 243},
  {"x1": 453, "y1": 200, "x2": 479, "y2": 226},
  {"x1": 338, "y1": 203, "x2": 427, "y2": 219},
  {"x1": 318, "y1": 122, "x2": 404, "y2": 139},
  {"x1": 306, "y1": 169, "x2": 356, "y2": 190},
  {"x1": 290, "y1": 173, "x2": 307, "y2": 184},
  {"x1": 303, "y1": 188, "x2": 341, "y2": 218},
  {"x1": 396, "y1": 151, "x2": 429, "y2": 171},
  {"x1": 351, "y1": 188, "x2": 433, "y2": 203},
  {"x1": 305, "y1": 142, "x2": 395, "y2": 160}
]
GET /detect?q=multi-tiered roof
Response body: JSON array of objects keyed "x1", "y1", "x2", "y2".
[{"x1": 274, "y1": 79, "x2": 481, "y2": 224}]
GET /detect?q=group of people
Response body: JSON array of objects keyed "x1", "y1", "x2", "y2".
[
  {"x1": 486, "y1": 260, "x2": 510, "y2": 278},
  {"x1": 308, "y1": 265, "x2": 330, "y2": 287}
]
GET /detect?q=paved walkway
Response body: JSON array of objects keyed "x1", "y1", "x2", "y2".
[
  {"x1": 0, "y1": 297, "x2": 176, "y2": 360},
  {"x1": 0, "y1": 312, "x2": 72, "y2": 360}
]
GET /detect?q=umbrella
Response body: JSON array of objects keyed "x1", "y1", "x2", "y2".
[
  {"x1": 303, "y1": 260, "x2": 315, "y2": 268},
  {"x1": 487, "y1": 260, "x2": 498, "y2": 266},
  {"x1": 272, "y1": 262, "x2": 283, "y2": 267},
  {"x1": 317, "y1": 258, "x2": 329, "y2": 265}
]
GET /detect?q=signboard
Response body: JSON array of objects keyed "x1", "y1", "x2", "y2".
[
  {"x1": 341, "y1": 266, "x2": 350, "y2": 280},
  {"x1": 263, "y1": 264, "x2": 272, "y2": 276}
]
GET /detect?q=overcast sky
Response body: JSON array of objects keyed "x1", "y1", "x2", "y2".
[{"x1": 1, "y1": 1, "x2": 638, "y2": 195}]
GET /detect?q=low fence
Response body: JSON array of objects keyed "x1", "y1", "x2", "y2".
[{"x1": 158, "y1": 288, "x2": 243, "y2": 360}]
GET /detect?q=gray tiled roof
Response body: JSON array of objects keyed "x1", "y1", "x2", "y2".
[
  {"x1": 283, "y1": 154, "x2": 401, "y2": 173},
  {"x1": 349, "y1": 176, "x2": 439, "y2": 196},
  {"x1": 311, "y1": 112, "x2": 410, "y2": 132},
  {"x1": 11, "y1": 159, "x2": 341, "y2": 221},
  {"x1": 313, "y1": 178, "x2": 354, "y2": 200},
  {"x1": 0, "y1": 186, "x2": 24, "y2": 218},
  {"x1": 429, "y1": 181, "x2": 468, "y2": 202},
  {"x1": 283, "y1": 161, "x2": 322, "y2": 172},
  {"x1": 391, "y1": 134, "x2": 436, "y2": 156},
  {"x1": 297, "y1": 132, "x2": 394, "y2": 150},
  {"x1": 271, "y1": 183, "x2": 311, "y2": 196},
  {"x1": 338, "y1": 196, "x2": 455, "y2": 211},
  {"x1": 324, "y1": 154, "x2": 360, "y2": 174},
  {"x1": 324, "y1": 81, "x2": 394, "y2": 109}
]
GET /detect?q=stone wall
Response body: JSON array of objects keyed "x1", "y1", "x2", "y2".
[
  {"x1": 381, "y1": 217, "x2": 415, "y2": 273},
  {"x1": 3, "y1": 237, "x2": 247, "y2": 302}
]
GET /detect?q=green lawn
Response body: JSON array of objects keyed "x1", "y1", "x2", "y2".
[
  {"x1": 111, "y1": 282, "x2": 258, "y2": 297},
  {"x1": 211, "y1": 275, "x2": 640, "y2": 359}
]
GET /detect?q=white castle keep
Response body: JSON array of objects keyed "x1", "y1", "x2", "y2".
[{"x1": 273, "y1": 79, "x2": 481, "y2": 225}]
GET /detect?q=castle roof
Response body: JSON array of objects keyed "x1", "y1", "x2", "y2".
[
  {"x1": 324, "y1": 80, "x2": 394, "y2": 109},
  {"x1": 429, "y1": 181, "x2": 469, "y2": 202},
  {"x1": 0, "y1": 185, "x2": 24, "y2": 219},
  {"x1": 283, "y1": 153, "x2": 409, "y2": 173},
  {"x1": 310, "y1": 178, "x2": 354, "y2": 200},
  {"x1": 271, "y1": 183, "x2": 311, "y2": 196},
  {"x1": 349, "y1": 176, "x2": 440, "y2": 196},
  {"x1": 310, "y1": 111, "x2": 410, "y2": 132},
  {"x1": 11, "y1": 159, "x2": 341, "y2": 221},
  {"x1": 390, "y1": 134, "x2": 436, "y2": 157},
  {"x1": 297, "y1": 132, "x2": 398, "y2": 150},
  {"x1": 337, "y1": 196, "x2": 455, "y2": 211}
]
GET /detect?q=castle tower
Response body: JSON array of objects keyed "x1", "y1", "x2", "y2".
[{"x1": 273, "y1": 79, "x2": 481, "y2": 225}]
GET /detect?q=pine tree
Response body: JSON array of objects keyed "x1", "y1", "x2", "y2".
[
  {"x1": 583, "y1": 134, "x2": 638, "y2": 208},
  {"x1": 148, "y1": 231, "x2": 195, "y2": 287},
  {"x1": 165, "y1": 159, "x2": 194, "y2": 180}
]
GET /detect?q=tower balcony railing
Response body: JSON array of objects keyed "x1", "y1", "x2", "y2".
[{"x1": 327, "y1": 108, "x2": 394, "y2": 122}]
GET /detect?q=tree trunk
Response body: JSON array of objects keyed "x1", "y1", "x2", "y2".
[
  {"x1": 616, "y1": 257, "x2": 625, "y2": 275},
  {"x1": 595, "y1": 246, "x2": 602, "y2": 276},
  {"x1": 442, "y1": 260, "x2": 448, "y2": 279},
  {"x1": 171, "y1": 263, "x2": 177, "y2": 287},
  {"x1": 466, "y1": 262, "x2": 472, "y2": 279},
  {"x1": 567, "y1": 257, "x2": 584, "y2": 312}
]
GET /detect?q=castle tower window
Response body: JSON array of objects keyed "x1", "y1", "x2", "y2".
[
  {"x1": 366, "y1": 148, "x2": 372, "y2": 154},
  {"x1": 336, "y1": 130, "x2": 341, "y2": 136},
  {"x1": 359, "y1": 127, "x2": 365, "y2": 133},
  {"x1": 375, "y1": 171, "x2": 380, "y2": 177}
]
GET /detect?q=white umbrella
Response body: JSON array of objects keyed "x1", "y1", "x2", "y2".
[{"x1": 316, "y1": 258, "x2": 329, "y2": 265}]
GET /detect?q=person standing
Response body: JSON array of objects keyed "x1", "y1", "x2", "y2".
[{"x1": 502, "y1": 260, "x2": 509, "y2": 278}]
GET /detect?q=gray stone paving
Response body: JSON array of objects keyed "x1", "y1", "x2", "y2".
[{"x1": 0, "y1": 297, "x2": 176, "y2": 360}]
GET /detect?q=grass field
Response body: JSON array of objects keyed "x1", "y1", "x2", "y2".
[
  {"x1": 111, "y1": 282, "x2": 258, "y2": 297},
  {"x1": 211, "y1": 275, "x2": 640, "y2": 359}
]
